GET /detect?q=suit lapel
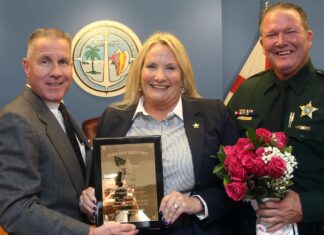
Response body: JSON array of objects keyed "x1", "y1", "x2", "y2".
[
  {"x1": 182, "y1": 99, "x2": 204, "y2": 180},
  {"x1": 44, "y1": 116, "x2": 85, "y2": 192},
  {"x1": 23, "y1": 88, "x2": 85, "y2": 193},
  {"x1": 106, "y1": 107, "x2": 135, "y2": 137}
]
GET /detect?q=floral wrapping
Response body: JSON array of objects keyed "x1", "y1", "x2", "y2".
[{"x1": 250, "y1": 198, "x2": 298, "y2": 235}]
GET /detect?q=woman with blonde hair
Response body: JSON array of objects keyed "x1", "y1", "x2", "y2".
[
  {"x1": 113, "y1": 32, "x2": 200, "y2": 111},
  {"x1": 81, "y1": 32, "x2": 239, "y2": 235}
]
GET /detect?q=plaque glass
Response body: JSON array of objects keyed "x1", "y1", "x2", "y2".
[{"x1": 93, "y1": 136, "x2": 163, "y2": 229}]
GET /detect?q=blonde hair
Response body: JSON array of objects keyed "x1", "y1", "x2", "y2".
[
  {"x1": 113, "y1": 32, "x2": 200, "y2": 110},
  {"x1": 26, "y1": 28, "x2": 72, "y2": 58}
]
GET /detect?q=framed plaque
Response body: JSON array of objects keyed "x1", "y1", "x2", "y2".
[{"x1": 93, "y1": 136, "x2": 164, "y2": 229}]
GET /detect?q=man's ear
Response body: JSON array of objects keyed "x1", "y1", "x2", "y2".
[
  {"x1": 23, "y1": 58, "x2": 29, "y2": 75},
  {"x1": 307, "y1": 30, "x2": 313, "y2": 49},
  {"x1": 259, "y1": 38, "x2": 266, "y2": 56}
]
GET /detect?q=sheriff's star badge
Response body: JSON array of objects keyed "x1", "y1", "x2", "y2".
[
  {"x1": 193, "y1": 123, "x2": 200, "y2": 129},
  {"x1": 300, "y1": 101, "x2": 318, "y2": 119}
]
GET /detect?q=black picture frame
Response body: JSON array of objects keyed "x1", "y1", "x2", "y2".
[{"x1": 93, "y1": 136, "x2": 164, "y2": 229}]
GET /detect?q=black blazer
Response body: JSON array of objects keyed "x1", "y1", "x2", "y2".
[{"x1": 96, "y1": 97, "x2": 240, "y2": 235}]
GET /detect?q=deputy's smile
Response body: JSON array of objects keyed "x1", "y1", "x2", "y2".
[{"x1": 277, "y1": 50, "x2": 293, "y2": 56}]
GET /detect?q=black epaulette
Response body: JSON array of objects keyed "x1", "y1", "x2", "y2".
[
  {"x1": 316, "y1": 69, "x2": 324, "y2": 76},
  {"x1": 248, "y1": 69, "x2": 270, "y2": 79}
]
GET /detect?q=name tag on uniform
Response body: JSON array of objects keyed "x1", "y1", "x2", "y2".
[{"x1": 237, "y1": 116, "x2": 253, "y2": 121}]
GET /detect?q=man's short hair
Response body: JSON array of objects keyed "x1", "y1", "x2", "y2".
[
  {"x1": 259, "y1": 2, "x2": 309, "y2": 34},
  {"x1": 26, "y1": 28, "x2": 72, "y2": 58}
]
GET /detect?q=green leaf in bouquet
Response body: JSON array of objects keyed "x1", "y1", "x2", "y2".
[
  {"x1": 249, "y1": 185, "x2": 268, "y2": 200},
  {"x1": 216, "y1": 152, "x2": 226, "y2": 163},
  {"x1": 270, "y1": 139, "x2": 277, "y2": 146},
  {"x1": 213, "y1": 164, "x2": 227, "y2": 179},
  {"x1": 210, "y1": 154, "x2": 217, "y2": 158},
  {"x1": 246, "y1": 126, "x2": 257, "y2": 144},
  {"x1": 215, "y1": 146, "x2": 225, "y2": 161},
  {"x1": 282, "y1": 146, "x2": 292, "y2": 154},
  {"x1": 223, "y1": 175, "x2": 232, "y2": 185},
  {"x1": 244, "y1": 193, "x2": 256, "y2": 200},
  {"x1": 287, "y1": 179, "x2": 294, "y2": 187}
]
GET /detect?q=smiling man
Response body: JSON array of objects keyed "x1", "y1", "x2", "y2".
[
  {"x1": 0, "y1": 28, "x2": 137, "y2": 235},
  {"x1": 227, "y1": 3, "x2": 324, "y2": 235}
]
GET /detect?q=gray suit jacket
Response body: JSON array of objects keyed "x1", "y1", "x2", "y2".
[{"x1": 0, "y1": 87, "x2": 91, "y2": 235}]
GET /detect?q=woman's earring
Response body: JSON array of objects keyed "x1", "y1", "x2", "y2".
[{"x1": 180, "y1": 87, "x2": 185, "y2": 94}]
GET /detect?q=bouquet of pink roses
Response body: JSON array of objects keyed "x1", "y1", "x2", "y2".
[{"x1": 214, "y1": 127, "x2": 298, "y2": 203}]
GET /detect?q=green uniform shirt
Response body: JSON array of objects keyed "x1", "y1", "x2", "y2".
[{"x1": 228, "y1": 60, "x2": 324, "y2": 233}]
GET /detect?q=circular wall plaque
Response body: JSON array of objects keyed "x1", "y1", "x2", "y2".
[{"x1": 72, "y1": 21, "x2": 141, "y2": 97}]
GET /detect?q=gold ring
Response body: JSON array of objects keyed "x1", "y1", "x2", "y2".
[{"x1": 173, "y1": 203, "x2": 178, "y2": 209}]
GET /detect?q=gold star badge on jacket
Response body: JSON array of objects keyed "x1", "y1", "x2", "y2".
[
  {"x1": 300, "y1": 101, "x2": 318, "y2": 119},
  {"x1": 193, "y1": 123, "x2": 200, "y2": 129}
]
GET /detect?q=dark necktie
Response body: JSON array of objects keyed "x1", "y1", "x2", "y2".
[
  {"x1": 58, "y1": 102, "x2": 86, "y2": 178},
  {"x1": 262, "y1": 80, "x2": 288, "y2": 132}
]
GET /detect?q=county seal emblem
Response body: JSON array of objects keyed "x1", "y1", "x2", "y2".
[{"x1": 72, "y1": 21, "x2": 142, "y2": 97}]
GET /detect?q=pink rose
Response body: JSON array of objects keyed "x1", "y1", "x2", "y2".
[
  {"x1": 225, "y1": 182, "x2": 246, "y2": 201},
  {"x1": 250, "y1": 157, "x2": 267, "y2": 177},
  {"x1": 224, "y1": 156, "x2": 237, "y2": 168},
  {"x1": 235, "y1": 138, "x2": 253, "y2": 151},
  {"x1": 255, "y1": 147, "x2": 265, "y2": 157},
  {"x1": 223, "y1": 145, "x2": 236, "y2": 157},
  {"x1": 240, "y1": 151, "x2": 257, "y2": 174},
  {"x1": 245, "y1": 143, "x2": 255, "y2": 151},
  {"x1": 265, "y1": 157, "x2": 286, "y2": 178},
  {"x1": 227, "y1": 158, "x2": 248, "y2": 181},
  {"x1": 256, "y1": 128, "x2": 272, "y2": 143},
  {"x1": 238, "y1": 149, "x2": 256, "y2": 160},
  {"x1": 273, "y1": 132, "x2": 288, "y2": 149}
]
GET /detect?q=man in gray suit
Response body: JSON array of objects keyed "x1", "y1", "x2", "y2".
[{"x1": 0, "y1": 28, "x2": 138, "y2": 235}]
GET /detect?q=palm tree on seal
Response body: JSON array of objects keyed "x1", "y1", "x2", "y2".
[{"x1": 84, "y1": 45, "x2": 101, "y2": 74}]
